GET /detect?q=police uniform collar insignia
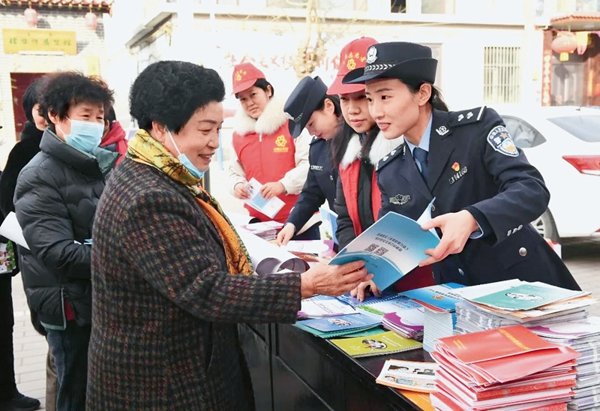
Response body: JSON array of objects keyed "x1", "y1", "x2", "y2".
[
  {"x1": 376, "y1": 143, "x2": 404, "y2": 171},
  {"x1": 487, "y1": 125, "x2": 519, "y2": 157},
  {"x1": 390, "y1": 194, "x2": 411, "y2": 206},
  {"x1": 449, "y1": 106, "x2": 486, "y2": 128},
  {"x1": 366, "y1": 46, "x2": 377, "y2": 64},
  {"x1": 436, "y1": 125, "x2": 449, "y2": 136}
]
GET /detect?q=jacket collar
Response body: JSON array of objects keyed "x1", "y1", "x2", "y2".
[
  {"x1": 340, "y1": 131, "x2": 403, "y2": 169},
  {"x1": 232, "y1": 95, "x2": 288, "y2": 136},
  {"x1": 40, "y1": 129, "x2": 117, "y2": 177},
  {"x1": 427, "y1": 109, "x2": 455, "y2": 190},
  {"x1": 20, "y1": 121, "x2": 43, "y2": 143}
]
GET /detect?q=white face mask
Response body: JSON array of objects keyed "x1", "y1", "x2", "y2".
[{"x1": 167, "y1": 131, "x2": 205, "y2": 179}]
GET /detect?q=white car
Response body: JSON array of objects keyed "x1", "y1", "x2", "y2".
[{"x1": 499, "y1": 106, "x2": 600, "y2": 241}]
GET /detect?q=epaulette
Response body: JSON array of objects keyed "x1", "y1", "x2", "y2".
[
  {"x1": 448, "y1": 106, "x2": 486, "y2": 128},
  {"x1": 376, "y1": 143, "x2": 405, "y2": 171}
]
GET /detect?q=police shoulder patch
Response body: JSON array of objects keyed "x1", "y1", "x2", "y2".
[
  {"x1": 448, "y1": 106, "x2": 486, "y2": 128},
  {"x1": 376, "y1": 143, "x2": 404, "y2": 171},
  {"x1": 486, "y1": 125, "x2": 519, "y2": 157}
]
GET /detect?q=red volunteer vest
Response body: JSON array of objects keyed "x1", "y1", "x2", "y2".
[
  {"x1": 233, "y1": 121, "x2": 298, "y2": 223},
  {"x1": 338, "y1": 159, "x2": 381, "y2": 236}
]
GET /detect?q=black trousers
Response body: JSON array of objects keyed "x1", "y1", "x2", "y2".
[{"x1": 0, "y1": 275, "x2": 17, "y2": 399}]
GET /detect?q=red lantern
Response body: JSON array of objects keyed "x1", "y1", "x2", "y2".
[
  {"x1": 85, "y1": 12, "x2": 98, "y2": 30},
  {"x1": 24, "y1": 7, "x2": 38, "y2": 27},
  {"x1": 551, "y1": 32, "x2": 577, "y2": 54}
]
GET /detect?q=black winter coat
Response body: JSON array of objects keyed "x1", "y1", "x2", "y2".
[
  {"x1": 287, "y1": 137, "x2": 337, "y2": 232},
  {"x1": 14, "y1": 129, "x2": 117, "y2": 329},
  {"x1": 0, "y1": 121, "x2": 43, "y2": 220}
]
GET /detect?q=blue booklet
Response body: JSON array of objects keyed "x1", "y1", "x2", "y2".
[
  {"x1": 329, "y1": 211, "x2": 440, "y2": 291},
  {"x1": 470, "y1": 282, "x2": 585, "y2": 311},
  {"x1": 400, "y1": 283, "x2": 465, "y2": 313},
  {"x1": 301, "y1": 313, "x2": 380, "y2": 333}
]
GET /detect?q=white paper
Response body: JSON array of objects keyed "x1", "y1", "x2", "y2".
[
  {"x1": 0, "y1": 212, "x2": 29, "y2": 250},
  {"x1": 244, "y1": 178, "x2": 285, "y2": 219},
  {"x1": 237, "y1": 228, "x2": 308, "y2": 275}
]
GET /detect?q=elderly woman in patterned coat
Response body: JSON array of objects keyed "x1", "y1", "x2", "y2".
[{"x1": 86, "y1": 61, "x2": 370, "y2": 410}]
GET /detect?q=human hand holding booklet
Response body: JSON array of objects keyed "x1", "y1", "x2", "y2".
[{"x1": 329, "y1": 209, "x2": 440, "y2": 291}]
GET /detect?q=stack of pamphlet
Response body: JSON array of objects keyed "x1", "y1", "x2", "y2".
[
  {"x1": 401, "y1": 283, "x2": 465, "y2": 352},
  {"x1": 294, "y1": 313, "x2": 381, "y2": 338},
  {"x1": 529, "y1": 319, "x2": 600, "y2": 411},
  {"x1": 452, "y1": 280, "x2": 599, "y2": 410},
  {"x1": 453, "y1": 280, "x2": 595, "y2": 334},
  {"x1": 430, "y1": 325, "x2": 579, "y2": 410},
  {"x1": 337, "y1": 292, "x2": 426, "y2": 340},
  {"x1": 297, "y1": 295, "x2": 358, "y2": 319}
]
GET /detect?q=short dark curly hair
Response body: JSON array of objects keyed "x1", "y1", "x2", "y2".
[
  {"x1": 39, "y1": 71, "x2": 114, "y2": 123},
  {"x1": 129, "y1": 61, "x2": 225, "y2": 133},
  {"x1": 22, "y1": 75, "x2": 50, "y2": 123}
]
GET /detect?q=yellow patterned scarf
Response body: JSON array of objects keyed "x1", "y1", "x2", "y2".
[{"x1": 127, "y1": 130, "x2": 253, "y2": 276}]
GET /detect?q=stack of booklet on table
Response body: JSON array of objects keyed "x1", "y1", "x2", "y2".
[
  {"x1": 451, "y1": 280, "x2": 599, "y2": 410},
  {"x1": 430, "y1": 325, "x2": 580, "y2": 411},
  {"x1": 529, "y1": 318, "x2": 600, "y2": 411},
  {"x1": 338, "y1": 292, "x2": 427, "y2": 341}
]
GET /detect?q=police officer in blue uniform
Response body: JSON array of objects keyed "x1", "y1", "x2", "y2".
[
  {"x1": 343, "y1": 41, "x2": 579, "y2": 290},
  {"x1": 276, "y1": 76, "x2": 341, "y2": 244}
]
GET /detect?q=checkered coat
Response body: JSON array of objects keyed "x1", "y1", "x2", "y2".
[{"x1": 86, "y1": 159, "x2": 301, "y2": 410}]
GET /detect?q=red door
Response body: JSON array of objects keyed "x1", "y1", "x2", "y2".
[{"x1": 10, "y1": 72, "x2": 48, "y2": 142}]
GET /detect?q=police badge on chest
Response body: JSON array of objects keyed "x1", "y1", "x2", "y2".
[
  {"x1": 390, "y1": 194, "x2": 411, "y2": 205},
  {"x1": 448, "y1": 161, "x2": 468, "y2": 185}
]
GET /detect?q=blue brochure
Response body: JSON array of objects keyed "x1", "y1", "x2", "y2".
[
  {"x1": 329, "y1": 211, "x2": 440, "y2": 291},
  {"x1": 301, "y1": 313, "x2": 380, "y2": 333}
]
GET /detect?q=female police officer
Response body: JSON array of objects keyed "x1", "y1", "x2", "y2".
[
  {"x1": 275, "y1": 76, "x2": 342, "y2": 244},
  {"x1": 343, "y1": 41, "x2": 579, "y2": 291}
]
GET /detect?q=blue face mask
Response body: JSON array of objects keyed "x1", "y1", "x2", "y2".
[
  {"x1": 167, "y1": 131, "x2": 205, "y2": 180},
  {"x1": 63, "y1": 119, "x2": 104, "y2": 154}
]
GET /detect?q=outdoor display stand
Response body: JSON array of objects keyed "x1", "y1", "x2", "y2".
[{"x1": 239, "y1": 323, "x2": 425, "y2": 411}]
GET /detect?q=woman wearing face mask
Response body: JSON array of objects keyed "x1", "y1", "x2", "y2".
[
  {"x1": 343, "y1": 41, "x2": 579, "y2": 292},
  {"x1": 228, "y1": 63, "x2": 310, "y2": 224},
  {"x1": 14, "y1": 71, "x2": 117, "y2": 411},
  {"x1": 275, "y1": 76, "x2": 342, "y2": 245},
  {"x1": 86, "y1": 60, "x2": 369, "y2": 410}
]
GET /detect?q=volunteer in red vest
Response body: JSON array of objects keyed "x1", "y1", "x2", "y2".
[
  {"x1": 228, "y1": 62, "x2": 309, "y2": 224},
  {"x1": 330, "y1": 37, "x2": 435, "y2": 300}
]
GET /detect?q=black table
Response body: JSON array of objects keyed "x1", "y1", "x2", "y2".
[{"x1": 239, "y1": 323, "x2": 430, "y2": 411}]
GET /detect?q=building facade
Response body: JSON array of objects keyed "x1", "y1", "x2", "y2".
[{"x1": 0, "y1": 0, "x2": 112, "y2": 166}]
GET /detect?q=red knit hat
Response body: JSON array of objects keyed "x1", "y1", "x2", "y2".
[
  {"x1": 232, "y1": 62, "x2": 266, "y2": 95},
  {"x1": 327, "y1": 37, "x2": 377, "y2": 95}
]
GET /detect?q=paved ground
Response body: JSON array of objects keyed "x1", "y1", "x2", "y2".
[{"x1": 9, "y1": 165, "x2": 600, "y2": 409}]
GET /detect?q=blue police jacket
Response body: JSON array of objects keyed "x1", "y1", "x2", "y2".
[
  {"x1": 377, "y1": 107, "x2": 579, "y2": 290},
  {"x1": 287, "y1": 137, "x2": 337, "y2": 232}
]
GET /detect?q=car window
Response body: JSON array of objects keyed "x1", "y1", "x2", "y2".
[
  {"x1": 548, "y1": 115, "x2": 600, "y2": 143},
  {"x1": 502, "y1": 116, "x2": 547, "y2": 148}
]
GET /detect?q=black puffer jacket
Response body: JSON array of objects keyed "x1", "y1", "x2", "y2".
[{"x1": 14, "y1": 129, "x2": 116, "y2": 329}]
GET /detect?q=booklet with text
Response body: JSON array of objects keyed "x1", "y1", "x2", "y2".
[
  {"x1": 331, "y1": 330, "x2": 422, "y2": 358},
  {"x1": 244, "y1": 178, "x2": 285, "y2": 219},
  {"x1": 237, "y1": 229, "x2": 309, "y2": 275},
  {"x1": 329, "y1": 211, "x2": 440, "y2": 291}
]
